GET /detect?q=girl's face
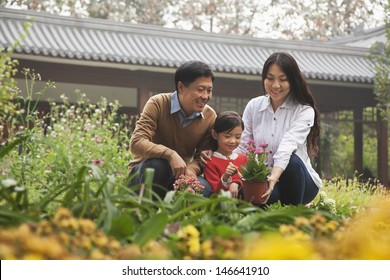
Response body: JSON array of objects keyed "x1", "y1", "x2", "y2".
[
  {"x1": 212, "y1": 125, "x2": 243, "y2": 157},
  {"x1": 264, "y1": 63, "x2": 291, "y2": 111}
]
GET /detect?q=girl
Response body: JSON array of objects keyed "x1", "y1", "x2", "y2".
[{"x1": 203, "y1": 111, "x2": 247, "y2": 198}]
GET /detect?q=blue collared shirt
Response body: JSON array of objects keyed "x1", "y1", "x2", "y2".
[{"x1": 171, "y1": 91, "x2": 203, "y2": 127}]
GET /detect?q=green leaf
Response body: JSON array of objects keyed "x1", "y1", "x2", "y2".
[
  {"x1": 108, "y1": 214, "x2": 135, "y2": 241},
  {"x1": 0, "y1": 135, "x2": 29, "y2": 159},
  {"x1": 132, "y1": 212, "x2": 169, "y2": 247}
]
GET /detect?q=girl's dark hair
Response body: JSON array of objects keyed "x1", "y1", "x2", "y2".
[
  {"x1": 261, "y1": 52, "x2": 321, "y2": 156},
  {"x1": 175, "y1": 60, "x2": 215, "y2": 92},
  {"x1": 211, "y1": 111, "x2": 244, "y2": 151}
]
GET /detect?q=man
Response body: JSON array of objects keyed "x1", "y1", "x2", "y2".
[{"x1": 128, "y1": 60, "x2": 216, "y2": 199}]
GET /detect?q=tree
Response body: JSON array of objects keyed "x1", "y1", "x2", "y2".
[
  {"x1": 369, "y1": 0, "x2": 390, "y2": 121},
  {"x1": 4, "y1": 0, "x2": 386, "y2": 40}
]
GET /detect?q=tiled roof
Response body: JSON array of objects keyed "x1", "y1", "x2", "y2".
[
  {"x1": 326, "y1": 26, "x2": 386, "y2": 48},
  {"x1": 0, "y1": 8, "x2": 382, "y2": 84}
]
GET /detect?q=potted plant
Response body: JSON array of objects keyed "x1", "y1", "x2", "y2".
[{"x1": 239, "y1": 140, "x2": 271, "y2": 205}]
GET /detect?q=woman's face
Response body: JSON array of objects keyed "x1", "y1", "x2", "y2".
[{"x1": 263, "y1": 63, "x2": 291, "y2": 110}]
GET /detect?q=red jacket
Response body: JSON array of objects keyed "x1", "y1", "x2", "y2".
[{"x1": 204, "y1": 153, "x2": 248, "y2": 194}]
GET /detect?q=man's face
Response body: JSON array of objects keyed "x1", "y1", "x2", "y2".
[{"x1": 178, "y1": 76, "x2": 213, "y2": 116}]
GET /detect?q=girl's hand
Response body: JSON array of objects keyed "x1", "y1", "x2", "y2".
[
  {"x1": 225, "y1": 162, "x2": 238, "y2": 176},
  {"x1": 200, "y1": 150, "x2": 212, "y2": 166},
  {"x1": 229, "y1": 183, "x2": 239, "y2": 198}
]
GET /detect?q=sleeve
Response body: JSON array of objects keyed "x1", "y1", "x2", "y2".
[
  {"x1": 273, "y1": 106, "x2": 314, "y2": 170},
  {"x1": 203, "y1": 160, "x2": 228, "y2": 194},
  {"x1": 188, "y1": 108, "x2": 216, "y2": 174},
  {"x1": 129, "y1": 96, "x2": 176, "y2": 160},
  {"x1": 236, "y1": 99, "x2": 255, "y2": 154}
]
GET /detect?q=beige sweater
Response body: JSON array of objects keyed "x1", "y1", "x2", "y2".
[{"x1": 129, "y1": 93, "x2": 216, "y2": 175}]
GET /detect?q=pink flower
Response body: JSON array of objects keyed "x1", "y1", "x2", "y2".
[
  {"x1": 173, "y1": 175, "x2": 204, "y2": 195},
  {"x1": 91, "y1": 159, "x2": 104, "y2": 166},
  {"x1": 91, "y1": 136, "x2": 102, "y2": 143}
]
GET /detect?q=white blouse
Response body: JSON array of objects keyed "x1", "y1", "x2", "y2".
[{"x1": 236, "y1": 95, "x2": 322, "y2": 188}]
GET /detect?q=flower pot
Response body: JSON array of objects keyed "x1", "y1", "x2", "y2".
[{"x1": 242, "y1": 180, "x2": 269, "y2": 205}]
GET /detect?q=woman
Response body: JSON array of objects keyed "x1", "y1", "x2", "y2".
[{"x1": 203, "y1": 52, "x2": 322, "y2": 205}]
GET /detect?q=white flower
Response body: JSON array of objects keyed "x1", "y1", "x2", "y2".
[{"x1": 1, "y1": 179, "x2": 17, "y2": 187}]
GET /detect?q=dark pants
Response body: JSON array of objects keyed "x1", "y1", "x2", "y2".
[
  {"x1": 266, "y1": 154, "x2": 319, "y2": 206},
  {"x1": 128, "y1": 158, "x2": 213, "y2": 199}
]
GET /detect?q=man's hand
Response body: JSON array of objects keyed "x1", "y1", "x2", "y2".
[
  {"x1": 185, "y1": 168, "x2": 197, "y2": 179},
  {"x1": 200, "y1": 150, "x2": 212, "y2": 166},
  {"x1": 169, "y1": 152, "x2": 187, "y2": 179}
]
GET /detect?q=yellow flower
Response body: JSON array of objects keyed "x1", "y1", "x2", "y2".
[
  {"x1": 222, "y1": 249, "x2": 236, "y2": 259},
  {"x1": 92, "y1": 232, "x2": 109, "y2": 247},
  {"x1": 187, "y1": 238, "x2": 200, "y2": 255},
  {"x1": 0, "y1": 244, "x2": 16, "y2": 260},
  {"x1": 115, "y1": 244, "x2": 142, "y2": 260},
  {"x1": 89, "y1": 249, "x2": 105, "y2": 260},
  {"x1": 325, "y1": 220, "x2": 339, "y2": 232},
  {"x1": 287, "y1": 231, "x2": 311, "y2": 242},
  {"x1": 241, "y1": 233, "x2": 318, "y2": 260},
  {"x1": 178, "y1": 225, "x2": 200, "y2": 239},
  {"x1": 53, "y1": 207, "x2": 73, "y2": 223},
  {"x1": 295, "y1": 217, "x2": 311, "y2": 228},
  {"x1": 201, "y1": 240, "x2": 214, "y2": 259},
  {"x1": 310, "y1": 213, "x2": 326, "y2": 225},
  {"x1": 279, "y1": 224, "x2": 298, "y2": 235},
  {"x1": 22, "y1": 253, "x2": 44, "y2": 260},
  {"x1": 78, "y1": 219, "x2": 97, "y2": 235},
  {"x1": 143, "y1": 241, "x2": 171, "y2": 259}
]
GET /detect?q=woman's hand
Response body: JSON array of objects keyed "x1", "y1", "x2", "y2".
[
  {"x1": 261, "y1": 166, "x2": 283, "y2": 203},
  {"x1": 200, "y1": 150, "x2": 212, "y2": 166}
]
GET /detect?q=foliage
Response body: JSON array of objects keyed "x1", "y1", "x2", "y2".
[
  {"x1": 369, "y1": 0, "x2": 390, "y2": 121},
  {"x1": 1, "y1": 47, "x2": 389, "y2": 260},
  {"x1": 5, "y1": 0, "x2": 386, "y2": 40},
  {"x1": 0, "y1": 20, "x2": 32, "y2": 118},
  {"x1": 240, "y1": 140, "x2": 270, "y2": 182},
  {"x1": 311, "y1": 175, "x2": 387, "y2": 218}
]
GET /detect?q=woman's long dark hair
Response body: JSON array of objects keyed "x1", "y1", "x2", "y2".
[
  {"x1": 211, "y1": 111, "x2": 244, "y2": 151},
  {"x1": 261, "y1": 52, "x2": 321, "y2": 156}
]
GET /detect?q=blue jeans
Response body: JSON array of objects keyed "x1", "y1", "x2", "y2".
[
  {"x1": 266, "y1": 154, "x2": 319, "y2": 206},
  {"x1": 128, "y1": 158, "x2": 213, "y2": 199}
]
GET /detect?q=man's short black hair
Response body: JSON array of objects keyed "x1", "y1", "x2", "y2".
[{"x1": 174, "y1": 60, "x2": 215, "y2": 92}]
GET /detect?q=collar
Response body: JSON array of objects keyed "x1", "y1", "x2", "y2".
[
  {"x1": 262, "y1": 94, "x2": 296, "y2": 112},
  {"x1": 212, "y1": 151, "x2": 239, "y2": 160},
  {"x1": 170, "y1": 91, "x2": 204, "y2": 119}
]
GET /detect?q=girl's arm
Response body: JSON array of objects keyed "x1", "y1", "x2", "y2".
[{"x1": 203, "y1": 161, "x2": 228, "y2": 194}]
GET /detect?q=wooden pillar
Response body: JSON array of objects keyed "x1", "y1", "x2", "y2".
[
  {"x1": 353, "y1": 108, "x2": 363, "y2": 175},
  {"x1": 377, "y1": 111, "x2": 389, "y2": 187},
  {"x1": 137, "y1": 87, "x2": 150, "y2": 114}
]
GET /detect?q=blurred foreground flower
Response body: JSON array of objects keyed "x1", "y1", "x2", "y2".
[
  {"x1": 173, "y1": 175, "x2": 204, "y2": 195},
  {"x1": 315, "y1": 197, "x2": 390, "y2": 259},
  {"x1": 0, "y1": 207, "x2": 170, "y2": 260}
]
